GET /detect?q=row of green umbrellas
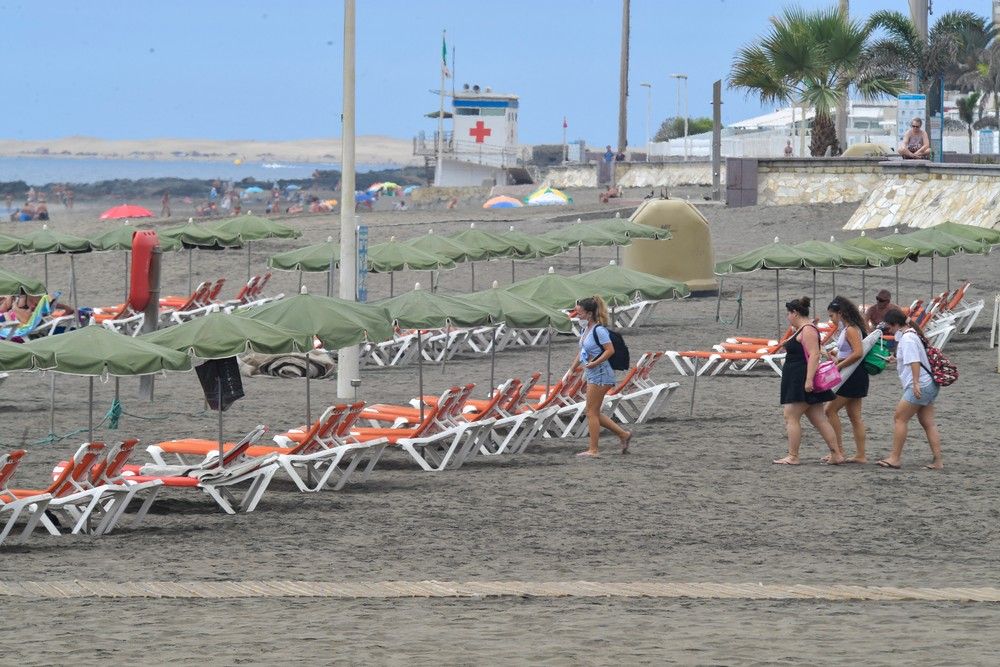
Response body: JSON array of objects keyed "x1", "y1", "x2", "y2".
[
  {"x1": 268, "y1": 217, "x2": 672, "y2": 294},
  {"x1": 715, "y1": 221, "x2": 1000, "y2": 331}
]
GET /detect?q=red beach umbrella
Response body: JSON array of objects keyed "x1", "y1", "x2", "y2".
[{"x1": 100, "y1": 204, "x2": 154, "y2": 220}]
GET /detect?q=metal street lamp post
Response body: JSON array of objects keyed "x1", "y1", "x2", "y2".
[
  {"x1": 640, "y1": 82, "x2": 652, "y2": 162},
  {"x1": 671, "y1": 73, "x2": 689, "y2": 161}
]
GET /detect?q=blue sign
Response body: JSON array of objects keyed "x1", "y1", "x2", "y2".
[{"x1": 356, "y1": 224, "x2": 369, "y2": 302}]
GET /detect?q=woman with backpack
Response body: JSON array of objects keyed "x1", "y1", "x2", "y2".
[
  {"x1": 823, "y1": 296, "x2": 870, "y2": 464},
  {"x1": 773, "y1": 296, "x2": 845, "y2": 466},
  {"x1": 877, "y1": 309, "x2": 943, "y2": 469},
  {"x1": 573, "y1": 295, "x2": 632, "y2": 458}
]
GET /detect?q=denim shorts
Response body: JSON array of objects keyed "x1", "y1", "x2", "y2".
[
  {"x1": 584, "y1": 361, "x2": 616, "y2": 386},
  {"x1": 903, "y1": 380, "x2": 939, "y2": 406}
]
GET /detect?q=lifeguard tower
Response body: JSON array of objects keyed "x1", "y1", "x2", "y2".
[{"x1": 414, "y1": 84, "x2": 532, "y2": 187}]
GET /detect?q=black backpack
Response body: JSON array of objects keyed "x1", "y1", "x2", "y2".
[{"x1": 591, "y1": 325, "x2": 630, "y2": 371}]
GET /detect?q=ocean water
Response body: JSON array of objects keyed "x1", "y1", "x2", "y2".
[{"x1": 0, "y1": 156, "x2": 397, "y2": 185}]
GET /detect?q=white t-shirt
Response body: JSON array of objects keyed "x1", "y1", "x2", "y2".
[{"x1": 895, "y1": 330, "x2": 932, "y2": 390}]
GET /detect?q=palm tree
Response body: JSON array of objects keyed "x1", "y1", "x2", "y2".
[
  {"x1": 956, "y1": 91, "x2": 982, "y2": 153},
  {"x1": 866, "y1": 10, "x2": 990, "y2": 138},
  {"x1": 958, "y1": 42, "x2": 1000, "y2": 128},
  {"x1": 729, "y1": 7, "x2": 906, "y2": 157}
]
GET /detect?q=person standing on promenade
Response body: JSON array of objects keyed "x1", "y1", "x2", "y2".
[
  {"x1": 877, "y1": 309, "x2": 943, "y2": 469},
  {"x1": 823, "y1": 297, "x2": 870, "y2": 464},
  {"x1": 572, "y1": 295, "x2": 631, "y2": 458},
  {"x1": 161, "y1": 191, "x2": 171, "y2": 217},
  {"x1": 774, "y1": 296, "x2": 844, "y2": 465}
]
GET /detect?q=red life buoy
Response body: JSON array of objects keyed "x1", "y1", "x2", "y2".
[{"x1": 129, "y1": 230, "x2": 159, "y2": 311}]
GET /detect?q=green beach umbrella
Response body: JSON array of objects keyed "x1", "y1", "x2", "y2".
[
  {"x1": 931, "y1": 221, "x2": 1000, "y2": 246},
  {"x1": 574, "y1": 262, "x2": 690, "y2": 302},
  {"x1": 369, "y1": 236, "x2": 456, "y2": 296},
  {"x1": 24, "y1": 326, "x2": 192, "y2": 441},
  {"x1": 376, "y1": 284, "x2": 492, "y2": 420},
  {"x1": 210, "y1": 213, "x2": 302, "y2": 280},
  {"x1": 0, "y1": 340, "x2": 55, "y2": 372},
  {"x1": 844, "y1": 233, "x2": 919, "y2": 303},
  {"x1": 0, "y1": 267, "x2": 46, "y2": 296},
  {"x1": 19, "y1": 225, "x2": 92, "y2": 312},
  {"x1": 591, "y1": 215, "x2": 673, "y2": 263},
  {"x1": 543, "y1": 219, "x2": 627, "y2": 273},
  {"x1": 160, "y1": 219, "x2": 243, "y2": 294},
  {"x1": 267, "y1": 236, "x2": 341, "y2": 295},
  {"x1": 716, "y1": 237, "x2": 844, "y2": 333},
  {"x1": 889, "y1": 227, "x2": 991, "y2": 300},
  {"x1": 823, "y1": 235, "x2": 907, "y2": 307},
  {"x1": 506, "y1": 267, "x2": 621, "y2": 310},
  {"x1": 143, "y1": 312, "x2": 311, "y2": 458},
  {"x1": 0, "y1": 233, "x2": 30, "y2": 255},
  {"x1": 406, "y1": 228, "x2": 478, "y2": 263},
  {"x1": 241, "y1": 289, "x2": 394, "y2": 425},
  {"x1": 448, "y1": 223, "x2": 530, "y2": 290},
  {"x1": 467, "y1": 283, "x2": 573, "y2": 392},
  {"x1": 500, "y1": 225, "x2": 570, "y2": 282},
  {"x1": 793, "y1": 239, "x2": 881, "y2": 307}
]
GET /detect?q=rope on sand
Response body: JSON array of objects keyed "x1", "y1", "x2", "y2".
[{"x1": 1, "y1": 580, "x2": 998, "y2": 602}]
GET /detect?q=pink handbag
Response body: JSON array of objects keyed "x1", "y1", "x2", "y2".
[{"x1": 813, "y1": 359, "x2": 842, "y2": 392}]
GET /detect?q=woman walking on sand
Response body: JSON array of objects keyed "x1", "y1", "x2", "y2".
[
  {"x1": 876, "y1": 309, "x2": 943, "y2": 469},
  {"x1": 823, "y1": 297, "x2": 870, "y2": 464},
  {"x1": 572, "y1": 295, "x2": 631, "y2": 458},
  {"x1": 773, "y1": 296, "x2": 845, "y2": 465}
]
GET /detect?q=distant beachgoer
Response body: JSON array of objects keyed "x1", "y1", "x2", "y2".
[
  {"x1": 572, "y1": 295, "x2": 631, "y2": 458},
  {"x1": 784, "y1": 140, "x2": 793, "y2": 157},
  {"x1": 603, "y1": 145, "x2": 614, "y2": 164},
  {"x1": 899, "y1": 117, "x2": 930, "y2": 159},
  {"x1": 446, "y1": 197, "x2": 458, "y2": 210},
  {"x1": 877, "y1": 308, "x2": 942, "y2": 469},
  {"x1": 599, "y1": 185, "x2": 621, "y2": 204},
  {"x1": 774, "y1": 296, "x2": 844, "y2": 466},
  {"x1": 865, "y1": 289, "x2": 897, "y2": 330},
  {"x1": 161, "y1": 192, "x2": 171, "y2": 217},
  {"x1": 3, "y1": 194, "x2": 11, "y2": 211},
  {"x1": 66, "y1": 190, "x2": 74, "y2": 209},
  {"x1": 823, "y1": 297, "x2": 870, "y2": 464},
  {"x1": 615, "y1": 150, "x2": 626, "y2": 162},
  {"x1": 210, "y1": 186, "x2": 218, "y2": 202},
  {"x1": 26, "y1": 187, "x2": 36, "y2": 203},
  {"x1": 35, "y1": 203, "x2": 49, "y2": 221}
]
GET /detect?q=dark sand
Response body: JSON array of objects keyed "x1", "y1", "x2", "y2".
[{"x1": 2, "y1": 191, "x2": 999, "y2": 665}]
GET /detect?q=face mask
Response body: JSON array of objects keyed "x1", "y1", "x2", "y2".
[{"x1": 894, "y1": 329, "x2": 905, "y2": 342}]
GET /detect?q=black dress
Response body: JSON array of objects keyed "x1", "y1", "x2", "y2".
[{"x1": 780, "y1": 326, "x2": 835, "y2": 405}]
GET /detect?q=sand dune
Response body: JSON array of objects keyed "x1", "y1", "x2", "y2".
[{"x1": 0, "y1": 135, "x2": 420, "y2": 167}]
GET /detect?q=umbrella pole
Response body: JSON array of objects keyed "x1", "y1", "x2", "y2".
[
  {"x1": 947, "y1": 257, "x2": 951, "y2": 294},
  {"x1": 306, "y1": 375, "x2": 312, "y2": 428},
  {"x1": 895, "y1": 264, "x2": 899, "y2": 304},
  {"x1": 246, "y1": 241, "x2": 252, "y2": 282},
  {"x1": 832, "y1": 272, "x2": 836, "y2": 300},
  {"x1": 616, "y1": 245, "x2": 620, "y2": 264},
  {"x1": 689, "y1": 358, "x2": 699, "y2": 417},
  {"x1": 812, "y1": 269, "x2": 816, "y2": 310},
  {"x1": 442, "y1": 322, "x2": 450, "y2": 375},
  {"x1": 390, "y1": 271, "x2": 394, "y2": 297},
  {"x1": 217, "y1": 381, "x2": 224, "y2": 465},
  {"x1": 69, "y1": 255, "x2": 79, "y2": 319},
  {"x1": 297, "y1": 270, "x2": 303, "y2": 294},
  {"x1": 861, "y1": 270, "x2": 866, "y2": 310},
  {"x1": 511, "y1": 259, "x2": 515, "y2": 283},
  {"x1": 470, "y1": 262, "x2": 475, "y2": 292},
  {"x1": 930, "y1": 256, "x2": 935, "y2": 303},
  {"x1": 489, "y1": 326, "x2": 496, "y2": 396},
  {"x1": 115, "y1": 377, "x2": 120, "y2": 404},
  {"x1": 715, "y1": 276, "x2": 724, "y2": 322},
  {"x1": 44, "y1": 255, "x2": 49, "y2": 290},
  {"x1": 88, "y1": 377, "x2": 94, "y2": 443},
  {"x1": 49, "y1": 374, "x2": 56, "y2": 437},
  {"x1": 188, "y1": 249, "x2": 193, "y2": 295},
  {"x1": 418, "y1": 330, "x2": 424, "y2": 423},
  {"x1": 577, "y1": 246, "x2": 582, "y2": 274},
  {"x1": 546, "y1": 326, "x2": 552, "y2": 395},
  {"x1": 775, "y1": 270, "x2": 781, "y2": 335},
  {"x1": 124, "y1": 251, "x2": 130, "y2": 303}
]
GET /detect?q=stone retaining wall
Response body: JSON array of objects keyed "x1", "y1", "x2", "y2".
[
  {"x1": 843, "y1": 162, "x2": 1000, "y2": 230},
  {"x1": 545, "y1": 161, "x2": 721, "y2": 189},
  {"x1": 756, "y1": 158, "x2": 884, "y2": 206}
]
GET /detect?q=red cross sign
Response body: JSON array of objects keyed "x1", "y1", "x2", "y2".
[{"x1": 469, "y1": 120, "x2": 492, "y2": 143}]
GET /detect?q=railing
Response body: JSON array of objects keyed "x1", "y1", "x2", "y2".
[{"x1": 413, "y1": 132, "x2": 522, "y2": 168}]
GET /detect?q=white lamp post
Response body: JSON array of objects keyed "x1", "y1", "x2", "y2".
[
  {"x1": 670, "y1": 73, "x2": 689, "y2": 161},
  {"x1": 640, "y1": 82, "x2": 652, "y2": 162}
]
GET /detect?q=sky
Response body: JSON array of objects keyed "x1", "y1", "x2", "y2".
[{"x1": 3, "y1": 0, "x2": 991, "y2": 148}]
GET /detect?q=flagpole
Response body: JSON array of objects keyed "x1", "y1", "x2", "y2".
[
  {"x1": 435, "y1": 29, "x2": 446, "y2": 187},
  {"x1": 562, "y1": 117, "x2": 568, "y2": 163}
]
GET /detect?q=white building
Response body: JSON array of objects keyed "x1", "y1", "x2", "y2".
[{"x1": 414, "y1": 85, "x2": 530, "y2": 187}]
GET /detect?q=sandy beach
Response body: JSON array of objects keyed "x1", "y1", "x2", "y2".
[{"x1": 1, "y1": 190, "x2": 999, "y2": 665}]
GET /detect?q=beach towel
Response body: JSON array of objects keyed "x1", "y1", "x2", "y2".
[{"x1": 832, "y1": 330, "x2": 882, "y2": 393}]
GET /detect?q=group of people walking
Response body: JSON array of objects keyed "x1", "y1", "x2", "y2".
[{"x1": 774, "y1": 294, "x2": 943, "y2": 469}]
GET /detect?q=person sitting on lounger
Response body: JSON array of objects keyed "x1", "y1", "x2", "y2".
[
  {"x1": 898, "y1": 117, "x2": 930, "y2": 159},
  {"x1": 864, "y1": 289, "x2": 897, "y2": 330}
]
